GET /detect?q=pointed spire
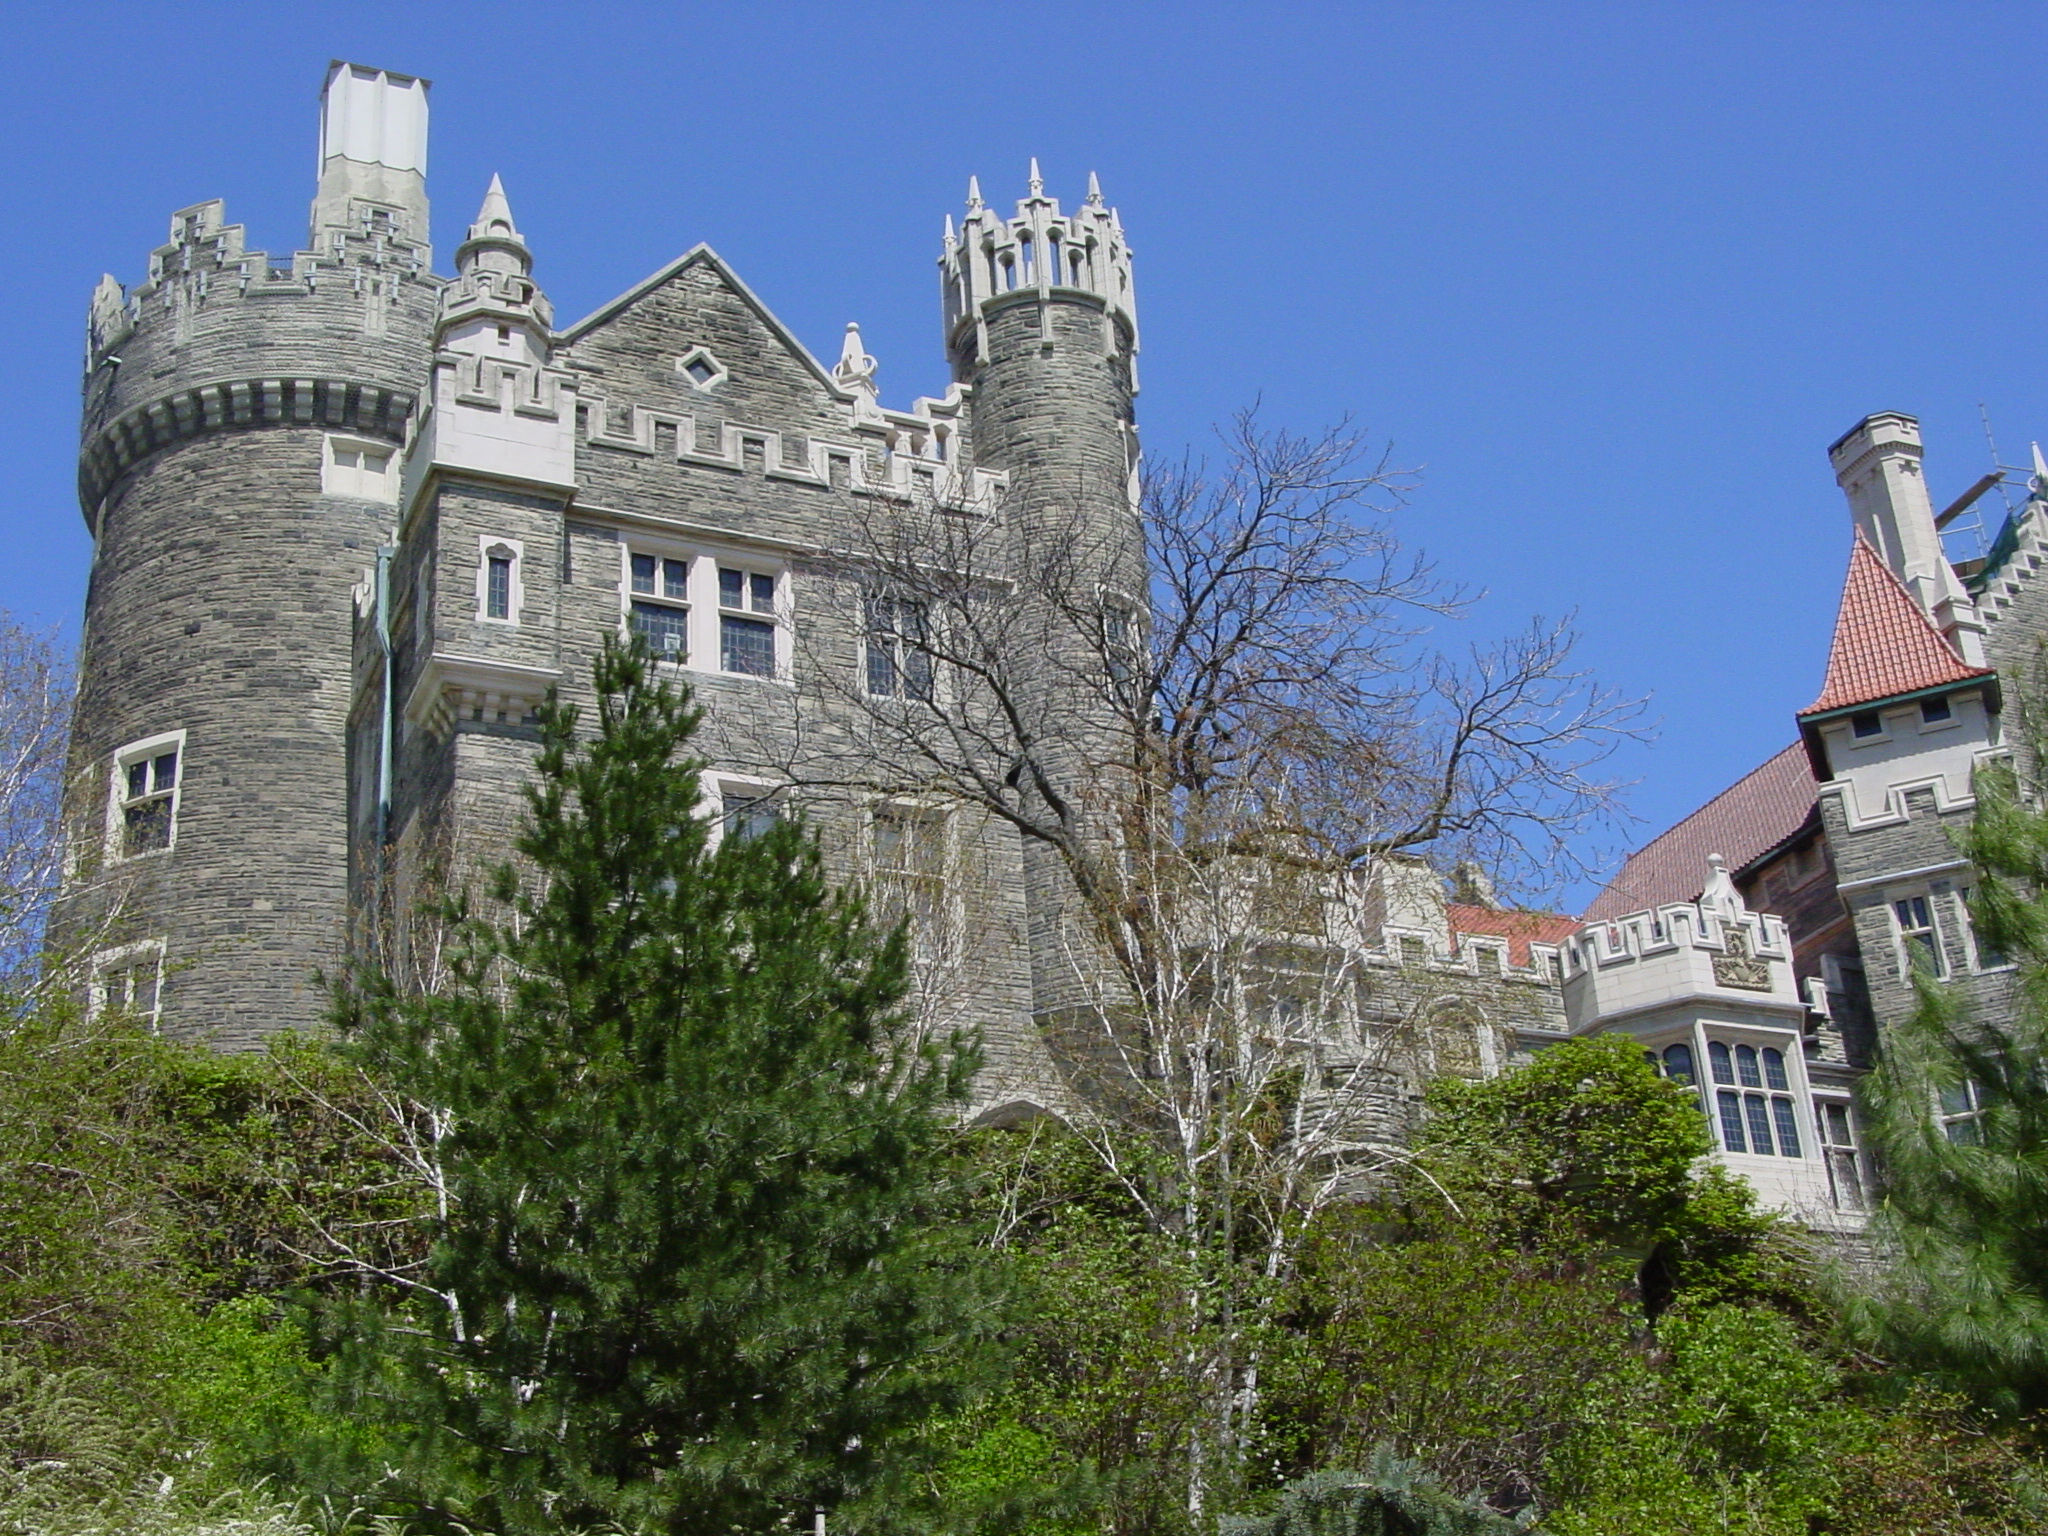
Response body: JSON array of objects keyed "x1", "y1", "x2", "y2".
[
  {"x1": 468, "y1": 173, "x2": 522, "y2": 243},
  {"x1": 943, "y1": 212, "x2": 955, "y2": 246},
  {"x1": 1027, "y1": 157, "x2": 1044, "y2": 197},
  {"x1": 1086, "y1": 170, "x2": 1104, "y2": 205},
  {"x1": 2032, "y1": 441, "x2": 2047, "y2": 491},
  {"x1": 966, "y1": 175, "x2": 984, "y2": 211}
]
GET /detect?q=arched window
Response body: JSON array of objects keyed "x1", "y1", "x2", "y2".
[
  {"x1": 1761, "y1": 1047, "x2": 1789, "y2": 1091},
  {"x1": 1661, "y1": 1042, "x2": 1696, "y2": 1085},
  {"x1": 1709, "y1": 1041, "x2": 1735, "y2": 1085}
]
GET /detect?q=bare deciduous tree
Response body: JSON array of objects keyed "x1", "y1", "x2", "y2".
[
  {"x1": 0, "y1": 617, "x2": 74, "y2": 999},
  {"x1": 783, "y1": 409, "x2": 1646, "y2": 1519}
]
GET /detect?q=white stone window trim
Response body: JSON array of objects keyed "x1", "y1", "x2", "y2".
[
  {"x1": 675, "y1": 346, "x2": 728, "y2": 393},
  {"x1": 1935, "y1": 1077, "x2": 1990, "y2": 1144},
  {"x1": 862, "y1": 589, "x2": 943, "y2": 704},
  {"x1": 1954, "y1": 884, "x2": 2016, "y2": 974},
  {"x1": 705, "y1": 773, "x2": 783, "y2": 849},
  {"x1": 1889, "y1": 885, "x2": 1950, "y2": 979},
  {"x1": 869, "y1": 798, "x2": 963, "y2": 962},
  {"x1": 617, "y1": 541, "x2": 790, "y2": 684},
  {"x1": 476, "y1": 535, "x2": 526, "y2": 626},
  {"x1": 106, "y1": 728, "x2": 186, "y2": 864},
  {"x1": 1813, "y1": 1092, "x2": 1868, "y2": 1211},
  {"x1": 322, "y1": 433, "x2": 400, "y2": 503},
  {"x1": 1645, "y1": 1020, "x2": 1820, "y2": 1165},
  {"x1": 88, "y1": 937, "x2": 167, "y2": 1029}
]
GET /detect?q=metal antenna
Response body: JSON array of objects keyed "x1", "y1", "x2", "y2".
[{"x1": 1981, "y1": 402, "x2": 2023, "y2": 515}]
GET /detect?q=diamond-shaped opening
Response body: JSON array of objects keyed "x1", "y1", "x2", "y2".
[{"x1": 676, "y1": 347, "x2": 727, "y2": 391}]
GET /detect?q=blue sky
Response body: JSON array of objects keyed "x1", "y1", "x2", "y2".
[{"x1": 7, "y1": 2, "x2": 2047, "y2": 910}]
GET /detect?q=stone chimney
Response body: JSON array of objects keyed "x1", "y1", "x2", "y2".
[{"x1": 310, "y1": 62, "x2": 431, "y2": 256}]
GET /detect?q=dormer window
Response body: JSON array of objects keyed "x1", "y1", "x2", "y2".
[{"x1": 1850, "y1": 711, "x2": 1882, "y2": 738}]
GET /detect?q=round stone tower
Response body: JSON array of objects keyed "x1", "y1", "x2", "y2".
[
  {"x1": 941, "y1": 165, "x2": 1143, "y2": 1022},
  {"x1": 66, "y1": 64, "x2": 441, "y2": 1044}
]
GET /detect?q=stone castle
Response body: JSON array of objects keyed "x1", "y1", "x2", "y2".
[{"x1": 62, "y1": 63, "x2": 2047, "y2": 1225}]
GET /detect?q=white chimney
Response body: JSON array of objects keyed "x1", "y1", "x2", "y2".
[{"x1": 309, "y1": 63, "x2": 431, "y2": 252}]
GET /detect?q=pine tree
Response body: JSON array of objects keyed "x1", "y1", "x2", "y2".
[
  {"x1": 327, "y1": 639, "x2": 996, "y2": 1534},
  {"x1": 1848, "y1": 659, "x2": 2048, "y2": 1413}
]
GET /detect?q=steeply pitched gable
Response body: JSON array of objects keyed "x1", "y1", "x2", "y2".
[{"x1": 1800, "y1": 532, "x2": 1992, "y2": 718}]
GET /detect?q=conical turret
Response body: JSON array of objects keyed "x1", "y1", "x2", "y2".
[
  {"x1": 455, "y1": 174, "x2": 530, "y2": 278},
  {"x1": 441, "y1": 175, "x2": 552, "y2": 341}
]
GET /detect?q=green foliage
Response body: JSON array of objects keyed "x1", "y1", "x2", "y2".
[
  {"x1": 1412, "y1": 1036, "x2": 1709, "y2": 1251},
  {"x1": 326, "y1": 639, "x2": 997, "y2": 1535},
  {"x1": 1845, "y1": 741, "x2": 2048, "y2": 1413},
  {"x1": 1263, "y1": 1219, "x2": 1637, "y2": 1506},
  {"x1": 1543, "y1": 1304, "x2": 1836, "y2": 1535},
  {"x1": 1221, "y1": 1454, "x2": 1535, "y2": 1536},
  {"x1": 1822, "y1": 1384, "x2": 2048, "y2": 1534},
  {"x1": 960, "y1": 1125, "x2": 1221, "y2": 1536}
]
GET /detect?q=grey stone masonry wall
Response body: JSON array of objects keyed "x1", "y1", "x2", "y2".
[
  {"x1": 955, "y1": 287, "x2": 1143, "y2": 1028},
  {"x1": 66, "y1": 188, "x2": 440, "y2": 1043},
  {"x1": 1819, "y1": 784, "x2": 2015, "y2": 1066}
]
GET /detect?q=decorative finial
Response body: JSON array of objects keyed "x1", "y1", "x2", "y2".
[
  {"x1": 2033, "y1": 441, "x2": 2047, "y2": 491},
  {"x1": 966, "y1": 175, "x2": 984, "y2": 211},
  {"x1": 833, "y1": 321, "x2": 879, "y2": 395},
  {"x1": 1086, "y1": 170, "x2": 1104, "y2": 205},
  {"x1": 1700, "y1": 853, "x2": 1748, "y2": 923},
  {"x1": 1028, "y1": 157, "x2": 1044, "y2": 197},
  {"x1": 943, "y1": 212, "x2": 955, "y2": 245}
]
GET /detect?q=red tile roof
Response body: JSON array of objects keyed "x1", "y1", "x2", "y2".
[
  {"x1": 1446, "y1": 903, "x2": 1580, "y2": 966},
  {"x1": 1800, "y1": 532, "x2": 1991, "y2": 717},
  {"x1": 1583, "y1": 742, "x2": 1818, "y2": 922}
]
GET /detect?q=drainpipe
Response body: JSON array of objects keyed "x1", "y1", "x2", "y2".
[{"x1": 375, "y1": 543, "x2": 396, "y2": 853}]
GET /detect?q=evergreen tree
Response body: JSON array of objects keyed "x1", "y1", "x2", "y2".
[
  {"x1": 1849, "y1": 682, "x2": 2048, "y2": 1413},
  {"x1": 327, "y1": 639, "x2": 996, "y2": 1534}
]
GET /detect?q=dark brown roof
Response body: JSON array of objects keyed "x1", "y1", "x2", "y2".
[
  {"x1": 1801, "y1": 532, "x2": 1991, "y2": 717},
  {"x1": 1583, "y1": 742, "x2": 1817, "y2": 922},
  {"x1": 1446, "y1": 903, "x2": 1580, "y2": 966}
]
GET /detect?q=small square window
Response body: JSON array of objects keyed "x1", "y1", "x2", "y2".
[
  {"x1": 1851, "y1": 711, "x2": 1883, "y2": 738},
  {"x1": 632, "y1": 601, "x2": 689, "y2": 660},
  {"x1": 91, "y1": 942, "x2": 165, "y2": 1028},
  {"x1": 1921, "y1": 695, "x2": 1953, "y2": 724}
]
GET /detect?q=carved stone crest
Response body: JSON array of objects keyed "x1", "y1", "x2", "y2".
[{"x1": 1712, "y1": 928, "x2": 1772, "y2": 992}]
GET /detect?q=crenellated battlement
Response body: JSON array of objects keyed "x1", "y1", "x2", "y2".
[
  {"x1": 570, "y1": 396, "x2": 1007, "y2": 511},
  {"x1": 1562, "y1": 879, "x2": 1801, "y2": 1031},
  {"x1": 78, "y1": 190, "x2": 443, "y2": 516},
  {"x1": 940, "y1": 164, "x2": 1137, "y2": 377}
]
